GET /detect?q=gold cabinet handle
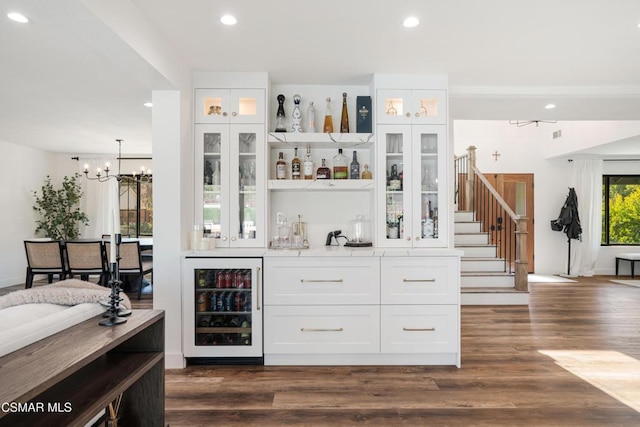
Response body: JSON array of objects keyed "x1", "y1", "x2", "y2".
[
  {"x1": 300, "y1": 279, "x2": 344, "y2": 283},
  {"x1": 232, "y1": 112, "x2": 237, "y2": 117},
  {"x1": 405, "y1": 112, "x2": 411, "y2": 117},
  {"x1": 222, "y1": 236, "x2": 228, "y2": 241},
  {"x1": 402, "y1": 278, "x2": 436, "y2": 283},
  {"x1": 301, "y1": 327, "x2": 344, "y2": 332},
  {"x1": 256, "y1": 266, "x2": 261, "y2": 311},
  {"x1": 403, "y1": 327, "x2": 435, "y2": 332},
  {"x1": 222, "y1": 112, "x2": 228, "y2": 117}
]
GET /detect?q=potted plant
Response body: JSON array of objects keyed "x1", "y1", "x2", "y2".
[{"x1": 32, "y1": 173, "x2": 90, "y2": 240}]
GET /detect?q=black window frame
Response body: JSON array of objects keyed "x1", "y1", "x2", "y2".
[
  {"x1": 119, "y1": 175, "x2": 153, "y2": 238},
  {"x1": 602, "y1": 174, "x2": 640, "y2": 246}
]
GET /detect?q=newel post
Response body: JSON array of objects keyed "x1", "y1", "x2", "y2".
[
  {"x1": 514, "y1": 217, "x2": 529, "y2": 292},
  {"x1": 465, "y1": 146, "x2": 477, "y2": 212}
]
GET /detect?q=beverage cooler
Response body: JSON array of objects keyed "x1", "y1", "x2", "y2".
[{"x1": 183, "y1": 257, "x2": 263, "y2": 362}]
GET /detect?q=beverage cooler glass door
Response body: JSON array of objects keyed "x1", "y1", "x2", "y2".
[{"x1": 183, "y1": 257, "x2": 263, "y2": 358}]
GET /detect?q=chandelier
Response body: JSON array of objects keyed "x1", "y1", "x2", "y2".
[{"x1": 82, "y1": 139, "x2": 151, "y2": 183}]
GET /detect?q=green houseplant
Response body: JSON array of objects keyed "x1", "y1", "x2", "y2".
[{"x1": 33, "y1": 174, "x2": 90, "y2": 240}]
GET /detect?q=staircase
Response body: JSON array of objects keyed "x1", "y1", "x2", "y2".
[
  {"x1": 454, "y1": 146, "x2": 529, "y2": 305},
  {"x1": 455, "y1": 211, "x2": 529, "y2": 305}
]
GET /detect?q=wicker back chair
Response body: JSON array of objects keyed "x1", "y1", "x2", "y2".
[
  {"x1": 65, "y1": 240, "x2": 109, "y2": 286},
  {"x1": 23, "y1": 240, "x2": 67, "y2": 288},
  {"x1": 105, "y1": 241, "x2": 153, "y2": 300}
]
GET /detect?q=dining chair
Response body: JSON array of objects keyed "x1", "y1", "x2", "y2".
[
  {"x1": 65, "y1": 240, "x2": 109, "y2": 286},
  {"x1": 23, "y1": 240, "x2": 67, "y2": 289},
  {"x1": 105, "y1": 241, "x2": 153, "y2": 300}
]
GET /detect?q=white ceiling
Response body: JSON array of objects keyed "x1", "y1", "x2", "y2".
[{"x1": 2, "y1": 0, "x2": 640, "y2": 155}]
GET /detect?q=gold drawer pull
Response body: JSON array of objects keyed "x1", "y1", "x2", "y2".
[
  {"x1": 403, "y1": 327, "x2": 436, "y2": 332},
  {"x1": 301, "y1": 327, "x2": 344, "y2": 332},
  {"x1": 300, "y1": 279, "x2": 344, "y2": 283},
  {"x1": 403, "y1": 278, "x2": 436, "y2": 283}
]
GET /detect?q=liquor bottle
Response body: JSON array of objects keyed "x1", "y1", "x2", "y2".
[
  {"x1": 316, "y1": 158, "x2": 331, "y2": 179},
  {"x1": 389, "y1": 164, "x2": 401, "y2": 190},
  {"x1": 323, "y1": 97, "x2": 334, "y2": 133},
  {"x1": 362, "y1": 164, "x2": 372, "y2": 179},
  {"x1": 292, "y1": 94, "x2": 302, "y2": 132},
  {"x1": 276, "y1": 152, "x2": 286, "y2": 180},
  {"x1": 291, "y1": 147, "x2": 301, "y2": 180},
  {"x1": 349, "y1": 151, "x2": 360, "y2": 179},
  {"x1": 340, "y1": 92, "x2": 349, "y2": 133},
  {"x1": 333, "y1": 148, "x2": 348, "y2": 179},
  {"x1": 275, "y1": 94, "x2": 286, "y2": 132},
  {"x1": 303, "y1": 144, "x2": 314, "y2": 180},
  {"x1": 399, "y1": 169, "x2": 404, "y2": 191},
  {"x1": 306, "y1": 102, "x2": 316, "y2": 132}
]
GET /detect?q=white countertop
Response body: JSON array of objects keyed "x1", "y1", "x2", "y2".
[{"x1": 182, "y1": 246, "x2": 463, "y2": 258}]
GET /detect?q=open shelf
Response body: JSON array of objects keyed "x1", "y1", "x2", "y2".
[
  {"x1": 268, "y1": 179, "x2": 375, "y2": 191},
  {"x1": 268, "y1": 132, "x2": 374, "y2": 148}
]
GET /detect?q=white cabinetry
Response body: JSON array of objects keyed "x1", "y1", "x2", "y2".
[
  {"x1": 380, "y1": 256, "x2": 459, "y2": 360},
  {"x1": 263, "y1": 254, "x2": 460, "y2": 366},
  {"x1": 195, "y1": 123, "x2": 265, "y2": 247},
  {"x1": 377, "y1": 124, "x2": 448, "y2": 247},
  {"x1": 195, "y1": 89, "x2": 265, "y2": 124},
  {"x1": 376, "y1": 89, "x2": 447, "y2": 125}
]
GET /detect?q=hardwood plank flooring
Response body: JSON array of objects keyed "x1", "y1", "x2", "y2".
[
  {"x1": 166, "y1": 276, "x2": 640, "y2": 426},
  {"x1": 4, "y1": 276, "x2": 640, "y2": 425}
]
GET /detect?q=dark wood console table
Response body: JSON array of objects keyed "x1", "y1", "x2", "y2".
[{"x1": 0, "y1": 310, "x2": 164, "y2": 426}]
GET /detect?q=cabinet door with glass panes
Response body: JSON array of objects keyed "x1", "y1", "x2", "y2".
[
  {"x1": 195, "y1": 124, "x2": 265, "y2": 248},
  {"x1": 376, "y1": 124, "x2": 448, "y2": 247},
  {"x1": 195, "y1": 89, "x2": 265, "y2": 124},
  {"x1": 183, "y1": 257, "x2": 262, "y2": 358},
  {"x1": 376, "y1": 89, "x2": 447, "y2": 125}
]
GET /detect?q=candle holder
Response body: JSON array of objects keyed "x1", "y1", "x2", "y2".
[{"x1": 99, "y1": 233, "x2": 131, "y2": 326}]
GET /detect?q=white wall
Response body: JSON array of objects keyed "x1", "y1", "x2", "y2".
[
  {"x1": 454, "y1": 120, "x2": 640, "y2": 275},
  {"x1": 0, "y1": 141, "x2": 59, "y2": 287}
]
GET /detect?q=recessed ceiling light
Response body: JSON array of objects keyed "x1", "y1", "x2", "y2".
[
  {"x1": 7, "y1": 12, "x2": 29, "y2": 23},
  {"x1": 143, "y1": 102, "x2": 153, "y2": 108},
  {"x1": 403, "y1": 16, "x2": 419, "y2": 28},
  {"x1": 220, "y1": 14, "x2": 237, "y2": 25},
  {"x1": 545, "y1": 103, "x2": 556, "y2": 109}
]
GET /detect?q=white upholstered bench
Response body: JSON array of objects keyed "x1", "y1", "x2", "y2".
[{"x1": 615, "y1": 253, "x2": 640, "y2": 279}]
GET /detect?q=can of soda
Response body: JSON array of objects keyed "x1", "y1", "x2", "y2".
[
  {"x1": 243, "y1": 294, "x2": 251, "y2": 312},
  {"x1": 234, "y1": 293, "x2": 243, "y2": 312},
  {"x1": 244, "y1": 271, "x2": 252, "y2": 289},
  {"x1": 197, "y1": 292, "x2": 207, "y2": 312},
  {"x1": 215, "y1": 292, "x2": 224, "y2": 312},
  {"x1": 229, "y1": 270, "x2": 237, "y2": 288},
  {"x1": 209, "y1": 292, "x2": 217, "y2": 312}
]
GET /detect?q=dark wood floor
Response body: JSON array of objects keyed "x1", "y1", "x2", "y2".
[
  {"x1": 164, "y1": 276, "x2": 640, "y2": 426},
  {"x1": 5, "y1": 276, "x2": 640, "y2": 425}
]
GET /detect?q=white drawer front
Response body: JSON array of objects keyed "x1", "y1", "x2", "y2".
[
  {"x1": 264, "y1": 305, "x2": 380, "y2": 354},
  {"x1": 381, "y1": 257, "x2": 458, "y2": 304},
  {"x1": 381, "y1": 305, "x2": 458, "y2": 353},
  {"x1": 265, "y1": 257, "x2": 380, "y2": 305}
]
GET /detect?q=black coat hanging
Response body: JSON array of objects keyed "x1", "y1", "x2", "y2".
[{"x1": 552, "y1": 187, "x2": 582, "y2": 275}]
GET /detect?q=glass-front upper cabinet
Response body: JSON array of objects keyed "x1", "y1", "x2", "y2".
[
  {"x1": 195, "y1": 89, "x2": 265, "y2": 124},
  {"x1": 376, "y1": 90, "x2": 447, "y2": 125},
  {"x1": 195, "y1": 124, "x2": 265, "y2": 248},
  {"x1": 377, "y1": 125, "x2": 448, "y2": 247}
]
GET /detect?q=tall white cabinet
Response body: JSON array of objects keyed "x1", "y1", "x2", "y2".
[{"x1": 186, "y1": 73, "x2": 460, "y2": 367}]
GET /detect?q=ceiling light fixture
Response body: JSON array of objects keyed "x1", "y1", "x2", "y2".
[
  {"x1": 143, "y1": 102, "x2": 153, "y2": 108},
  {"x1": 7, "y1": 12, "x2": 29, "y2": 23},
  {"x1": 545, "y1": 104, "x2": 556, "y2": 109},
  {"x1": 220, "y1": 14, "x2": 237, "y2": 25},
  {"x1": 403, "y1": 16, "x2": 420, "y2": 28},
  {"x1": 509, "y1": 120, "x2": 558, "y2": 127}
]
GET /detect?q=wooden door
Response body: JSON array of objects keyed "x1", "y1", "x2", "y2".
[{"x1": 485, "y1": 174, "x2": 535, "y2": 273}]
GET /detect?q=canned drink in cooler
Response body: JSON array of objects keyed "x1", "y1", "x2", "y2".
[
  {"x1": 244, "y1": 271, "x2": 252, "y2": 289},
  {"x1": 197, "y1": 292, "x2": 207, "y2": 312},
  {"x1": 234, "y1": 293, "x2": 243, "y2": 312},
  {"x1": 209, "y1": 292, "x2": 217, "y2": 312},
  {"x1": 243, "y1": 294, "x2": 251, "y2": 312},
  {"x1": 225, "y1": 292, "x2": 234, "y2": 312},
  {"x1": 215, "y1": 292, "x2": 224, "y2": 312}
]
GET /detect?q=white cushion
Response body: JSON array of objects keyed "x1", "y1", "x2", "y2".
[{"x1": 616, "y1": 253, "x2": 640, "y2": 260}]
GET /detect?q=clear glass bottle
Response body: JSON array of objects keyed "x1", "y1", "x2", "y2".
[
  {"x1": 323, "y1": 97, "x2": 334, "y2": 133},
  {"x1": 361, "y1": 164, "x2": 372, "y2": 179},
  {"x1": 303, "y1": 144, "x2": 314, "y2": 180},
  {"x1": 349, "y1": 150, "x2": 360, "y2": 179},
  {"x1": 276, "y1": 152, "x2": 286, "y2": 180},
  {"x1": 306, "y1": 102, "x2": 316, "y2": 133},
  {"x1": 291, "y1": 147, "x2": 301, "y2": 180},
  {"x1": 389, "y1": 164, "x2": 401, "y2": 190},
  {"x1": 340, "y1": 92, "x2": 349, "y2": 133},
  {"x1": 333, "y1": 148, "x2": 348, "y2": 179},
  {"x1": 316, "y1": 158, "x2": 331, "y2": 179}
]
